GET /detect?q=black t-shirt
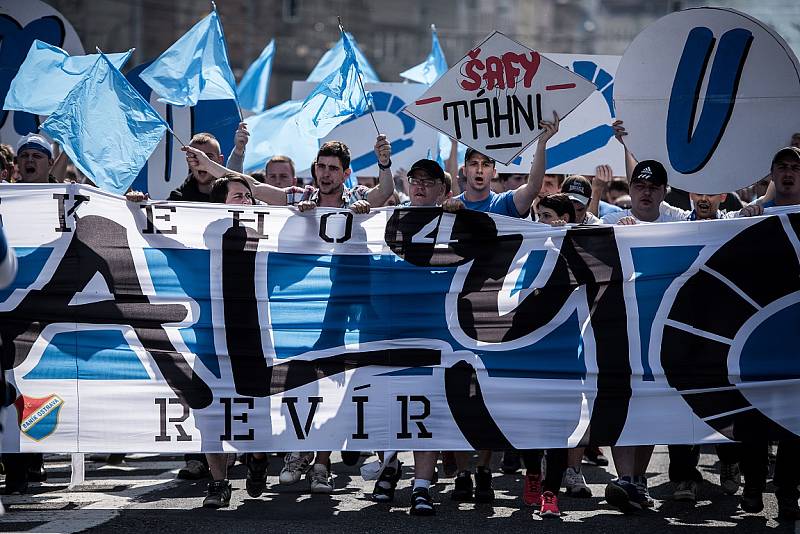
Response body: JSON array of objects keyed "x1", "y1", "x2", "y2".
[{"x1": 168, "y1": 176, "x2": 211, "y2": 203}]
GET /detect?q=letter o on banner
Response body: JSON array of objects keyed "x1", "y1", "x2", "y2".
[{"x1": 614, "y1": 7, "x2": 800, "y2": 194}]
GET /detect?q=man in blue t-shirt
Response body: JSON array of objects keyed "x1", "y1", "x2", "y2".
[
  {"x1": 443, "y1": 113, "x2": 560, "y2": 218},
  {"x1": 439, "y1": 113, "x2": 559, "y2": 504}
]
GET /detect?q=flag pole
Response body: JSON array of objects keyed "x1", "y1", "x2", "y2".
[{"x1": 337, "y1": 16, "x2": 380, "y2": 136}]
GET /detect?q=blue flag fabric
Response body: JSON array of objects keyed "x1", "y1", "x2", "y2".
[
  {"x1": 295, "y1": 32, "x2": 373, "y2": 139},
  {"x1": 243, "y1": 100, "x2": 318, "y2": 173},
  {"x1": 237, "y1": 39, "x2": 275, "y2": 113},
  {"x1": 3, "y1": 40, "x2": 132, "y2": 115},
  {"x1": 41, "y1": 53, "x2": 169, "y2": 195},
  {"x1": 400, "y1": 25, "x2": 447, "y2": 84},
  {"x1": 307, "y1": 32, "x2": 379, "y2": 83},
  {"x1": 139, "y1": 7, "x2": 238, "y2": 107}
]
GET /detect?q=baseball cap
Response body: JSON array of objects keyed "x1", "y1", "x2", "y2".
[
  {"x1": 407, "y1": 159, "x2": 445, "y2": 183},
  {"x1": 561, "y1": 175, "x2": 592, "y2": 206},
  {"x1": 630, "y1": 160, "x2": 668, "y2": 186},
  {"x1": 771, "y1": 146, "x2": 800, "y2": 166},
  {"x1": 16, "y1": 133, "x2": 52, "y2": 159},
  {"x1": 464, "y1": 147, "x2": 495, "y2": 165}
]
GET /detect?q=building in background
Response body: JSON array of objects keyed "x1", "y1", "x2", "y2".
[{"x1": 40, "y1": 0, "x2": 800, "y2": 105}]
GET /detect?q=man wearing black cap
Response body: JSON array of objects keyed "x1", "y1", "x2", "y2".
[
  {"x1": 562, "y1": 175, "x2": 600, "y2": 224},
  {"x1": 369, "y1": 158, "x2": 449, "y2": 516},
  {"x1": 404, "y1": 158, "x2": 450, "y2": 208},
  {"x1": 762, "y1": 146, "x2": 800, "y2": 208},
  {"x1": 733, "y1": 145, "x2": 800, "y2": 521},
  {"x1": 600, "y1": 160, "x2": 688, "y2": 225}
]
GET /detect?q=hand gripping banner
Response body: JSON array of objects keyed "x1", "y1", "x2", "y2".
[{"x1": 1, "y1": 184, "x2": 798, "y2": 453}]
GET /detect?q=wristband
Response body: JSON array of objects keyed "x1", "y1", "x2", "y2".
[{"x1": 377, "y1": 159, "x2": 392, "y2": 170}]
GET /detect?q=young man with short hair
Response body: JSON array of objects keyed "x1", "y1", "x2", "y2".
[
  {"x1": 15, "y1": 133, "x2": 55, "y2": 184},
  {"x1": 441, "y1": 113, "x2": 559, "y2": 504}
]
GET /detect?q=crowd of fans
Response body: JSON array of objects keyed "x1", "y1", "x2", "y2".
[{"x1": 0, "y1": 115, "x2": 798, "y2": 521}]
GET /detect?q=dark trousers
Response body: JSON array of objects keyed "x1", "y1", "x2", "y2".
[
  {"x1": 520, "y1": 448, "x2": 568, "y2": 494},
  {"x1": 716, "y1": 443, "x2": 740, "y2": 465},
  {"x1": 184, "y1": 453, "x2": 208, "y2": 465},
  {"x1": 740, "y1": 439, "x2": 800, "y2": 499},
  {"x1": 668, "y1": 445, "x2": 703, "y2": 483},
  {"x1": 1, "y1": 453, "x2": 42, "y2": 483}
]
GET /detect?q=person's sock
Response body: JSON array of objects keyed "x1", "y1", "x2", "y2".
[{"x1": 413, "y1": 478, "x2": 431, "y2": 490}]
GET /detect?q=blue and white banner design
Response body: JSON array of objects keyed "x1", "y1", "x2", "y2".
[{"x1": 1, "y1": 184, "x2": 799, "y2": 453}]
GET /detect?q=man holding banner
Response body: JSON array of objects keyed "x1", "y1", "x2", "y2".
[{"x1": 444, "y1": 113, "x2": 559, "y2": 218}]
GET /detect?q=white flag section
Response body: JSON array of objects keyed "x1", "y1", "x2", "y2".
[
  {"x1": 495, "y1": 53, "x2": 624, "y2": 176},
  {"x1": 2, "y1": 184, "x2": 800, "y2": 453},
  {"x1": 403, "y1": 31, "x2": 596, "y2": 165},
  {"x1": 614, "y1": 7, "x2": 800, "y2": 194}
]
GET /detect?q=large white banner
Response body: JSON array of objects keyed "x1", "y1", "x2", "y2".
[{"x1": 2, "y1": 184, "x2": 799, "y2": 453}]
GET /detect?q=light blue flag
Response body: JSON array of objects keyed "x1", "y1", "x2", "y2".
[
  {"x1": 295, "y1": 31, "x2": 373, "y2": 138},
  {"x1": 243, "y1": 100, "x2": 318, "y2": 173},
  {"x1": 3, "y1": 40, "x2": 132, "y2": 115},
  {"x1": 237, "y1": 39, "x2": 275, "y2": 113},
  {"x1": 41, "y1": 53, "x2": 169, "y2": 195},
  {"x1": 307, "y1": 32, "x2": 379, "y2": 83},
  {"x1": 435, "y1": 132, "x2": 467, "y2": 169},
  {"x1": 139, "y1": 5, "x2": 238, "y2": 107},
  {"x1": 400, "y1": 25, "x2": 447, "y2": 84}
]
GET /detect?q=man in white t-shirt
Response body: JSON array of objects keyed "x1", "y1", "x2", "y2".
[{"x1": 600, "y1": 160, "x2": 687, "y2": 225}]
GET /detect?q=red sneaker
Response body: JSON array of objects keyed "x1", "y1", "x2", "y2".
[
  {"x1": 523, "y1": 473, "x2": 542, "y2": 506},
  {"x1": 540, "y1": 491, "x2": 561, "y2": 517}
]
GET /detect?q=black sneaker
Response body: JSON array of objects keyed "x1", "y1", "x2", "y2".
[
  {"x1": 178, "y1": 459, "x2": 209, "y2": 480},
  {"x1": 203, "y1": 479, "x2": 232, "y2": 509},
  {"x1": 501, "y1": 450, "x2": 521, "y2": 474},
  {"x1": 451, "y1": 470, "x2": 473, "y2": 501},
  {"x1": 474, "y1": 466, "x2": 494, "y2": 503},
  {"x1": 371, "y1": 462, "x2": 403, "y2": 502},
  {"x1": 740, "y1": 486, "x2": 764, "y2": 513},
  {"x1": 410, "y1": 486, "x2": 436, "y2": 516},
  {"x1": 605, "y1": 477, "x2": 642, "y2": 514},
  {"x1": 245, "y1": 454, "x2": 269, "y2": 498},
  {"x1": 1, "y1": 475, "x2": 27, "y2": 495}
]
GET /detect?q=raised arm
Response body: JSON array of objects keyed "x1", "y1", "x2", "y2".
[
  {"x1": 183, "y1": 145, "x2": 288, "y2": 205},
  {"x1": 226, "y1": 121, "x2": 249, "y2": 173},
  {"x1": 612, "y1": 120, "x2": 637, "y2": 181},
  {"x1": 589, "y1": 164, "x2": 612, "y2": 216},
  {"x1": 365, "y1": 134, "x2": 394, "y2": 206},
  {"x1": 512, "y1": 111, "x2": 559, "y2": 215}
]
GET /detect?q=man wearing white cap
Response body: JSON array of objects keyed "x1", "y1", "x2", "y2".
[{"x1": 15, "y1": 133, "x2": 55, "y2": 184}]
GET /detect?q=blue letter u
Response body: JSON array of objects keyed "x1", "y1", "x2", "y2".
[{"x1": 666, "y1": 27, "x2": 753, "y2": 174}]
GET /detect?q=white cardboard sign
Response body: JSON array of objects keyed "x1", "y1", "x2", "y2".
[
  {"x1": 614, "y1": 7, "x2": 800, "y2": 194},
  {"x1": 496, "y1": 53, "x2": 624, "y2": 176},
  {"x1": 402, "y1": 31, "x2": 596, "y2": 165}
]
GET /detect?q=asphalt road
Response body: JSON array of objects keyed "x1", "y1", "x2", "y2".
[{"x1": 1, "y1": 446, "x2": 797, "y2": 533}]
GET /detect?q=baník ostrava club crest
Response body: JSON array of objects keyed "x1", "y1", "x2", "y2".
[{"x1": 14, "y1": 394, "x2": 64, "y2": 441}]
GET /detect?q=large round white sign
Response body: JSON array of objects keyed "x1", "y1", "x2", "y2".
[{"x1": 614, "y1": 7, "x2": 800, "y2": 194}]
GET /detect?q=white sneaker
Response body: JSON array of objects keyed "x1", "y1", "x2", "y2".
[
  {"x1": 563, "y1": 466, "x2": 592, "y2": 497},
  {"x1": 279, "y1": 452, "x2": 313, "y2": 485},
  {"x1": 308, "y1": 463, "x2": 334, "y2": 494}
]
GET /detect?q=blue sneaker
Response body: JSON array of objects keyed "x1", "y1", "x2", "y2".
[{"x1": 605, "y1": 477, "x2": 643, "y2": 514}]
